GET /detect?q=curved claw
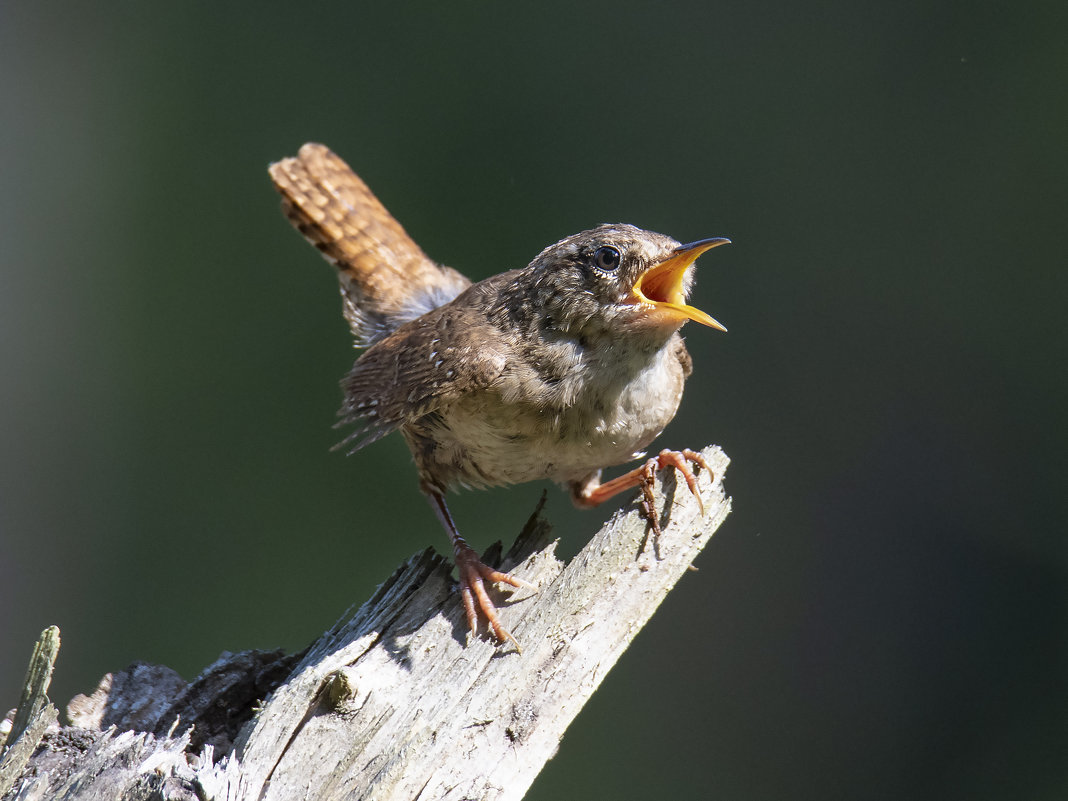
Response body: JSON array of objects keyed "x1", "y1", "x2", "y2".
[
  {"x1": 663, "y1": 448, "x2": 709, "y2": 516},
  {"x1": 453, "y1": 543, "x2": 531, "y2": 651},
  {"x1": 636, "y1": 449, "x2": 711, "y2": 535}
]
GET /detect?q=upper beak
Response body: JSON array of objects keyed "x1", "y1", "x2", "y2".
[{"x1": 631, "y1": 237, "x2": 730, "y2": 330}]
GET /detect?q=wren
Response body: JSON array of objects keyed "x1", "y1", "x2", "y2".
[{"x1": 269, "y1": 144, "x2": 729, "y2": 649}]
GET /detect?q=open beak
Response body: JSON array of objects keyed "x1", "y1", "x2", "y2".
[{"x1": 631, "y1": 237, "x2": 730, "y2": 330}]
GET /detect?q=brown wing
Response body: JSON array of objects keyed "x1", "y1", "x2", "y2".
[
  {"x1": 268, "y1": 143, "x2": 471, "y2": 346},
  {"x1": 333, "y1": 292, "x2": 512, "y2": 453}
]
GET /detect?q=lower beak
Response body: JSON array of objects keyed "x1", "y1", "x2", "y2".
[{"x1": 631, "y1": 237, "x2": 730, "y2": 330}]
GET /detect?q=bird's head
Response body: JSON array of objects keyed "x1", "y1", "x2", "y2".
[{"x1": 524, "y1": 223, "x2": 729, "y2": 340}]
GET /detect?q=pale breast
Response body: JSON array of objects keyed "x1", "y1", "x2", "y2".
[{"x1": 409, "y1": 334, "x2": 690, "y2": 491}]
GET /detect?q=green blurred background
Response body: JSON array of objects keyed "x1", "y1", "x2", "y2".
[{"x1": 2, "y1": 2, "x2": 1066, "y2": 798}]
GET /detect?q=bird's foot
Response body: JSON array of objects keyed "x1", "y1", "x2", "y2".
[
  {"x1": 452, "y1": 542, "x2": 535, "y2": 651},
  {"x1": 635, "y1": 448, "x2": 710, "y2": 536},
  {"x1": 573, "y1": 448, "x2": 710, "y2": 534}
]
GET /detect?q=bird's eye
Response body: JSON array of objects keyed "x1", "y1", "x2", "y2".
[{"x1": 592, "y1": 245, "x2": 621, "y2": 271}]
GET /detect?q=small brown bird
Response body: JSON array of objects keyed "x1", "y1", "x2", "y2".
[{"x1": 269, "y1": 144, "x2": 729, "y2": 648}]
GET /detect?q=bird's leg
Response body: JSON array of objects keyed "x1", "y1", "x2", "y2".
[
  {"x1": 570, "y1": 449, "x2": 711, "y2": 537},
  {"x1": 425, "y1": 489, "x2": 532, "y2": 650}
]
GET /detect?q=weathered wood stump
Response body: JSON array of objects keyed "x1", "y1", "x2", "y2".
[{"x1": 1, "y1": 446, "x2": 730, "y2": 801}]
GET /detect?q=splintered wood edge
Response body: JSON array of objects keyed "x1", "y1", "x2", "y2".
[
  {"x1": 201, "y1": 444, "x2": 731, "y2": 801},
  {"x1": 7, "y1": 447, "x2": 730, "y2": 801}
]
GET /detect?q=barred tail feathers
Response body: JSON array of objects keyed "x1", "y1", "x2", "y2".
[{"x1": 268, "y1": 143, "x2": 470, "y2": 347}]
